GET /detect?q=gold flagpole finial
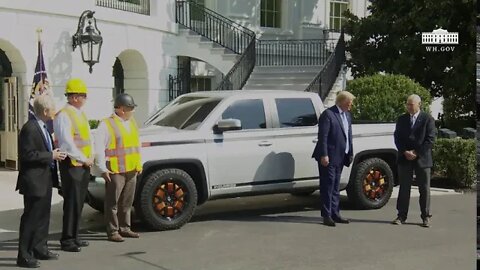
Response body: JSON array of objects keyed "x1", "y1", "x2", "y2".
[{"x1": 36, "y1": 28, "x2": 43, "y2": 42}]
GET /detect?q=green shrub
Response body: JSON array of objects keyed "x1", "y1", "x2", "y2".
[
  {"x1": 89, "y1": 119, "x2": 100, "y2": 130},
  {"x1": 432, "y1": 138, "x2": 476, "y2": 188},
  {"x1": 346, "y1": 74, "x2": 432, "y2": 122}
]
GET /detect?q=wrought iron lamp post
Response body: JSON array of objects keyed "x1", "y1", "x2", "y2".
[{"x1": 72, "y1": 10, "x2": 103, "y2": 73}]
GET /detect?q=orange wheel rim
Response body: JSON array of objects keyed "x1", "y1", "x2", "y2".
[
  {"x1": 152, "y1": 179, "x2": 187, "y2": 219},
  {"x1": 362, "y1": 168, "x2": 388, "y2": 202}
]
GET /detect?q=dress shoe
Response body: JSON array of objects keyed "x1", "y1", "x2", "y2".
[
  {"x1": 120, "y1": 230, "x2": 140, "y2": 238},
  {"x1": 16, "y1": 258, "x2": 40, "y2": 268},
  {"x1": 108, "y1": 233, "x2": 125, "y2": 242},
  {"x1": 391, "y1": 217, "x2": 406, "y2": 225},
  {"x1": 333, "y1": 216, "x2": 350, "y2": 224},
  {"x1": 75, "y1": 240, "x2": 89, "y2": 247},
  {"x1": 421, "y1": 217, "x2": 430, "y2": 228},
  {"x1": 61, "y1": 244, "x2": 81, "y2": 252},
  {"x1": 323, "y1": 217, "x2": 336, "y2": 227},
  {"x1": 34, "y1": 251, "x2": 59, "y2": 260}
]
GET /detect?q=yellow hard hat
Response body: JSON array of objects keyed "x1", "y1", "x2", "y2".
[{"x1": 65, "y1": 78, "x2": 88, "y2": 94}]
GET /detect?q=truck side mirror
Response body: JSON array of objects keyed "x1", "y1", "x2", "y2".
[{"x1": 213, "y1": 119, "x2": 242, "y2": 134}]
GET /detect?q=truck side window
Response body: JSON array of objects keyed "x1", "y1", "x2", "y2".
[
  {"x1": 275, "y1": 98, "x2": 318, "y2": 127},
  {"x1": 222, "y1": 99, "x2": 266, "y2": 129}
]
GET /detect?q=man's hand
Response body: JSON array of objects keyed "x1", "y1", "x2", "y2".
[
  {"x1": 404, "y1": 150, "x2": 417, "y2": 161},
  {"x1": 102, "y1": 170, "x2": 114, "y2": 183},
  {"x1": 52, "y1": 149, "x2": 67, "y2": 161},
  {"x1": 83, "y1": 158, "x2": 94, "y2": 167},
  {"x1": 320, "y1": 156, "x2": 329, "y2": 167}
]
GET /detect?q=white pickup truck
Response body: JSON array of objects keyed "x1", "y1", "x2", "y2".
[{"x1": 87, "y1": 90, "x2": 398, "y2": 230}]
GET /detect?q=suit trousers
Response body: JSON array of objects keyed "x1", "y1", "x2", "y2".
[
  {"x1": 396, "y1": 161, "x2": 431, "y2": 220},
  {"x1": 105, "y1": 171, "x2": 137, "y2": 235},
  {"x1": 18, "y1": 180, "x2": 52, "y2": 260},
  {"x1": 59, "y1": 160, "x2": 90, "y2": 246},
  {"x1": 319, "y1": 162, "x2": 343, "y2": 218}
]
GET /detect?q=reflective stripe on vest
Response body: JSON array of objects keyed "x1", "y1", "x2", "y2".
[
  {"x1": 104, "y1": 115, "x2": 142, "y2": 173},
  {"x1": 62, "y1": 106, "x2": 92, "y2": 166}
]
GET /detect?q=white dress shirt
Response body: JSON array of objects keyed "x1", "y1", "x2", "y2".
[
  {"x1": 94, "y1": 113, "x2": 133, "y2": 174},
  {"x1": 336, "y1": 105, "x2": 350, "y2": 154},
  {"x1": 410, "y1": 111, "x2": 420, "y2": 128},
  {"x1": 53, "y1": 104, "x2": 92, "y2": 163}
]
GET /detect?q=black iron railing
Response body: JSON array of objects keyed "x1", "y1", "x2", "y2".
[
  {"x1": 305, "y1": 31, "x2": 346, "y2": 100},
  {"x1": 176, "y1": 1, "x2": 255, "y2": 54},
  {"x1": 175, "y1": 0, "x2": 256, "y2": 90},
  {"x1": 96, "y1": 0, "x2": 150, "y2": 15},
  {"x1": 168, "y1": 74, "x2": 189, "y2": 101},
  {"x1": 256, "y1": 39, "x2": 335, "y2": 66},
  {"x1": 215, "y1": 40, "x2": 256, "y2": 90}
]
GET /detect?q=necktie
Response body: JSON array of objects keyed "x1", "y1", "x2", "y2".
[
  {"x1": 44, "y1": 125, "x2": 55, "y2": 168},
  {"x1": 410, "y1": 115, "x2": 415, "y2": 128},
  {"x1": 341, "y1": 112, "x2": 349, "y2": 154},
  {"x1": 43, "y1": 125, "x2": 52, "y2": 151}
]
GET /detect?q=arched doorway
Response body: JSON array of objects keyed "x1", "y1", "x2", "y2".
[
  {"x1": 0, "y1": 40, "x2": 26, "y2": 170},
  {"x1": 112, "y1": 57, "x2": 124, "y2": 97},
  {"x1": 115, "y1": 50, "x2": 149, "y2": 123},
  {"x1": 0, "y1": 49, "x2": 13, "y2": 132}
]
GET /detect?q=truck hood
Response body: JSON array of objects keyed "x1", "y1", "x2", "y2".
[{"x1": 139, "y1": 125, "x2": 205, "y2": 144}]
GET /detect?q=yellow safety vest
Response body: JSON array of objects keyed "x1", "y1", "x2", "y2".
[
  {"x1": 60, "y1": 106, "x2": 92, "y2": 166},
  {"x1": 103, "y1": 115, "x2": 142, "y2": 174}
]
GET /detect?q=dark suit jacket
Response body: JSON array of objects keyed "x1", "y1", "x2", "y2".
[
  {"x1": 15, "y1": 119, "x2": 59, "y2": 197},
  {"x1": 394, "y1": 111, "x2": 436, "y2": 168},
  {"x1": 312, "y1": 106, "x2": 353, "y2": 167}
]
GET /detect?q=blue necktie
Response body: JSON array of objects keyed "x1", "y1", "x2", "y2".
[
  {"x1": 44, "y1": 125, "x2": 55, "y2": 168},
  {"x1": 341, "y1": 112, "x2": 349, "y2": 154},
  {"x1": 43, "y1": 125, "x2": 52, "y2": 151}
]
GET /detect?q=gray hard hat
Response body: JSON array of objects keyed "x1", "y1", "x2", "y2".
[{"x1": 114, "y1": 93, "x2": 137, "y2": 108}]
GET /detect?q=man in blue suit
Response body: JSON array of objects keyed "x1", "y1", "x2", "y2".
[{"x1": 312, "y1": 91, "x2": 355, "y2": 227}]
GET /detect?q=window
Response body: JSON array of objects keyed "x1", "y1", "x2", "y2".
[
  {"x1": 191, "y1": 77, "x2": 212, "y2": 92},
  {"x1": 275, "y1": 98, "x2": 318, "y2": 127},
  {"x1": 153, "y1": 96, "x2": 221, "y2": 130},
  {"x1": 222, "y1": 99, "x2": 266, "y2": 130},
  {"x1": 330, "y1": 0, "x2": 349, "y2": 32},
  {"x1": 261, "y1": 0, "x2": 281, "y2": 28}
]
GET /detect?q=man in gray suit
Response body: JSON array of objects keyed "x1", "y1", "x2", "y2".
[{"x1": 392, "y1": 94, "x2": 436, "y2": 227}]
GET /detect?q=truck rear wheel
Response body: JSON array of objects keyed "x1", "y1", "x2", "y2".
[
  {"x1": 138, "y1": 168, "x2": 198, "y2": 230},
  {"x1": 346, "y1": 158, "x2": 394, "y2": 209}
]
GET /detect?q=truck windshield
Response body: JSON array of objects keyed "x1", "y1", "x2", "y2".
[{"x1": 149, "y1": 96, "x2": 222, "y2": 130}]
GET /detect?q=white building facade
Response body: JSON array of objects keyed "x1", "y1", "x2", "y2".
[{"x1": 0, "y1": 0, "x2": 369, "y2": 168}]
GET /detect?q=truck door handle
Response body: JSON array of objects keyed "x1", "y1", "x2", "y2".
[
  {"x1": 258, "y1": 141, "x2": 272, "y2": 147},
  {"x1": 312, "y1": 139, "x2": 318, "y2": 143}
]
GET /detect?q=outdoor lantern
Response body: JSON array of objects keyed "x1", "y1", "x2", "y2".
[{"x1": 72, "y1": 10, "x2": 103, "y2": 73}]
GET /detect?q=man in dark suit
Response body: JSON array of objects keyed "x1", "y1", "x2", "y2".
[
  {"x1": 392, "y1": 94, "x2": 435, "y2": 228},
  {"x1": 16, "y1": 95, "x2": 66, "y2": 268},
  {"x1": 312, "y1": 91, "x2": 355, "y2": 227}
]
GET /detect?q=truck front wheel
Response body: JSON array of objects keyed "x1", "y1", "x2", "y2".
[
  {"x1": 346, "y1": 158, "x2": 394, "y2": 209},
  {"x1": 138, "y1": 168, "x2": 198, "y2": 230}
]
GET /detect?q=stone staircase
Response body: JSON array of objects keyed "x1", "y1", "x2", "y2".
[
  {"x1": 243, "y1": 66, "x2": 322, "y2": 91},
  {"x1": 176, "y1": 28, "x2": 240, "y2": 74}
]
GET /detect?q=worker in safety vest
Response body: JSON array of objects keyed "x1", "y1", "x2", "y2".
[
  {"x1": 53, "y1": 78, "x2": 93, "y2": 252},
  {"x1": 93, "y1": 93, "x2": 142, "y2": 242}
]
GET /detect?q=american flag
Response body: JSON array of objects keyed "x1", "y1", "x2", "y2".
[{"x1": 28, "y1": 37, "x2": 52, "y2": 130}]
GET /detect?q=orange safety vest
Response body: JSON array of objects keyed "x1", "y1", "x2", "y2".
[
  {"x1": 58, "y1": 106, "x2": 92, "y2": 166},
  {"x1": 103, "y1": 115, "x2": 142, "y2": 173}
]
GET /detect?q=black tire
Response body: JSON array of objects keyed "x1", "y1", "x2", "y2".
[
  {"x1": 86, "y1": 191, "x2": 104, "y2": 213},
  {"x1": 139, "y1": 168, "x2": 198, "y2": 230},
  {"x1": 346, "y1": 158, "x2": 394, "y2": 209},
  {"x1": 290, "y1": 189, "x2": 316, "y2": 197}
]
